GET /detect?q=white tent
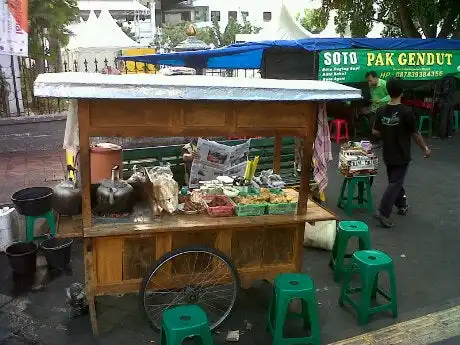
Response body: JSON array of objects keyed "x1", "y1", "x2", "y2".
[
  {"x1": 236, "y1": 2, "x2": 313, "y2": 42},
  {"x1": 62, "y1": 10, "x2": 141, "y2": 72}
]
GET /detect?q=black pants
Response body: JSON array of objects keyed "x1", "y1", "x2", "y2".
[
  {"x1": 437, "y1": 99, "x2": 454, "y2": 139},
  {"x1": 379, "y1": 164, "x2": 408, "y2": 218}
]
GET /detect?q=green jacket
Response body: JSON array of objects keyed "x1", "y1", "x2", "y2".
[{"x1": 370, "y1": 79, "x2": 390, "y2": 112}]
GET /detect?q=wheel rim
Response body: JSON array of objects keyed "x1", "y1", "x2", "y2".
[{"x1": 142, "y1": 249, "x2": 238, "y2": 331}]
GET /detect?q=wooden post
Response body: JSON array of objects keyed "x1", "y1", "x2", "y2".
[
  {"x1": 84, "y1": 238, "x2": 99, "y2": 336},
  {"x1": 273, "y1": 134, "x2": 282, "y2": 174},
  {"x1": 78, "y1": 100, "x2": 92, "y2": 229}
]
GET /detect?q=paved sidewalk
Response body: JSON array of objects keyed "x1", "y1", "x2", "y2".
[{"x1": 0, "y1": 151, "x2": 66, "y2": 205}]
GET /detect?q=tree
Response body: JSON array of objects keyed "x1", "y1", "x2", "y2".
[
  {"x1": 119, "y1": 25, "x2": 137, "y2": 41},
  {"x1": 29, "y1": 0, "x2": 79, "y2": 72},
  {"x1": 296, "y1": 8, "x2": 327, "y2": 34},
  {"x1": 318, "y1": 0, "x2": 460, "y2": 38},
  {"x1": 216, "y1": 18, "x2": 261, "y2": 47}
]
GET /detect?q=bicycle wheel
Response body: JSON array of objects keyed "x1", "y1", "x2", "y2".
[{"x1": 139, "y1": 246, "x2": 240, "y2": 331}]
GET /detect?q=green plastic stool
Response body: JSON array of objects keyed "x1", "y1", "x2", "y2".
[
  {"x1": 418, "y1": 115, "x2": 432, "y2": 137},
  {"x1": 337, "y1": 175, "x2": 373, "y2": 216},
  {"x1": 339, "y1": 249, "x2": 398, "y2": 325},
  {"x1": 330, "y1": 221, "x2": 371, "y2": 282},
  {"x1": 25, "y1": 210, "x2": 56, "y2": 242},
  {"x1": 267, "y1": 273, "x2": 320, "y2": 345},
  {"x1": 160, "y1": 305, "x2": 213, "y2": 345},
  {"x1": 453, "y1": 111, "x2": 459, "y2": 132}
]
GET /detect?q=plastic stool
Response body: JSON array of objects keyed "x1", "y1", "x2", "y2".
[
  {"x1": 330, "y1": 221, "x2": 371, "y2": 282},
  {"x1": 337, "y1": 175, "x2": 373, "y2": 216},
  {"x1": 267, "y1": 273, "x2": 320, "y2": 345},
  {"x1": 160, "y1": 305, "x2": 213, "y2": 345},
  {"x1": 339, "y1": 249, "x2": 398, "y2": 325},
  {"x1": 418, "y1": 115, "x2": 432, "y2": 137},
  {"x1": 25, "y1": 210, "x2": 56, "y2": 242},
  {"x1": 329, "y1": 119, "x2": 349, "y2": 143},
  {"x1": 453, "y1": 111, "x2": 459, "y2": 132}
]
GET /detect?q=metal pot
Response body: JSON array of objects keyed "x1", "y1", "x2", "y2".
[
  {"x1": 96, "y1": 166, "x2": 134, "y2": 214},
  {"x1": 53, "y1": 165, "x2": 82, "y2": 216}
]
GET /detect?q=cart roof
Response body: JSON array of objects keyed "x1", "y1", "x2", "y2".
[
  {"x1": 118, "y1": 38, "x2": 460, "y2": 69},
  {"x1": 34, "y1": 72, "x2": 361, "y2": 101}
]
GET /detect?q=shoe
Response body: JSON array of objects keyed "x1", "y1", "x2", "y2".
[
  {"x1": 397, "y1": 205, "x2": 409, "y2": 216},
  {"x1": 379, "y1": 215, "x2": 395, "y2": 228}
]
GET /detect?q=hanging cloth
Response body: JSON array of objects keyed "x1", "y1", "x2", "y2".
[{"x1": 313, "y1": 103, "x2": 332, "y2": 192}]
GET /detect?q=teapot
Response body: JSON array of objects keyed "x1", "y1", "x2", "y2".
[
  {"x1": 53, "y1": 165, "x2": 82, "y2": 216},
  {"x1": 96, "y1": 166, "x2": 134, "y2": 214}
]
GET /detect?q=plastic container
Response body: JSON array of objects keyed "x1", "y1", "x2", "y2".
[
  {"x1": 234, "y1": 203, "x2": 267, "y2": 217},
  {"x1": 40, "y1": 238, "x2": 73, "y2": 270},
  {"x1": 11, "y1": 187, "x2": 53, "y2": 216},
  {"x1": 6, "y1": 242, "x2": 37, "y2": 276},
  {"x1": 90, "y1": 143, "x2": 123, "y2": 184},
  {"x1": 266, "y1": 202, "x2": 298, "y2": 215},
  {"x1": 0, "y1": 207, "x2": 18, "y2": 252},
  {"x1": 202, "y1": 195, "x2": 235, "y2": 217}
]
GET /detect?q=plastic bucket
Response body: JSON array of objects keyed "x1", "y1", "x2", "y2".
[
  {"x1": 6, "y1": 242, "x2": 37, "y2": 275},
  {"x1": 40, "y1": 238, "x2": 73, "y2": 270}
]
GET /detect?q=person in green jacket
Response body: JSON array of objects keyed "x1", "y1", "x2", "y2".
[{"x1": 366, "y1": 71, "x2": 390, "y2": 147}]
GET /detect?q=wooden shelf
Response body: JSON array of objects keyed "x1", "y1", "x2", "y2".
[
  {"x1": 83, "y1": 200, "x2": 337, "y2": 238},
  {"x1": 56, "y1": 215, "x2": 84, "y2": 238}
]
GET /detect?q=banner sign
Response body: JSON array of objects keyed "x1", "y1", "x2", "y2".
[
  {"x1": 0, "y1": 0, "x2": 28, "y2": 56},
  {"x1": 318, "y1": 49, "x2": 460, "y2": 83}
]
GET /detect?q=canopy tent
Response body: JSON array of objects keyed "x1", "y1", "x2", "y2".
[
  {"x1": 78, "y1": 0, "x2": 149, "y2": 12},
  {"x1": 120, "y1": 38, "x2": 460, "y2": 83},
  {"x1": 63, "y1": 10, "x2": 141, "y2": 72},
  {"x1": 235, "y1": 2, "x2": 312, "y2": 42}
]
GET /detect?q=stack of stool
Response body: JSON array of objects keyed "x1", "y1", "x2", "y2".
[
  {"x1": 267, "y1": 273, "x2": 320, "y2": 345},
  {"x1": 418, "y1": 114, "x2": 432, "y2": 137},
  {"x1": 160, "y1": 305, "x2": 213, "y2": 345},
  {"x1": 330, "y1": 220, "x2": 398, "y2": 325},
  {"x1": 337, "y1": 175, "x2": 373, "y2": 216},
  {"x1": 454, "y1": 110, "x2": 459, "y2": 132},
  {"x1": 329, "y1": 118, "x2": 349, "y2": 144}
]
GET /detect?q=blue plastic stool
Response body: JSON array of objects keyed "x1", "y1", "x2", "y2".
[{"x1": 25, "y1": 210, "x2": 56, "y2": 242}]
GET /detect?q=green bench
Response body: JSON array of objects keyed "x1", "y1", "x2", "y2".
[{"x1": 122, "y1": 137, "x2": 300, "y2": 187}]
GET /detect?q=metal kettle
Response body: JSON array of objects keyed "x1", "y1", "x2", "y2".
[
  {"x1": 53, "y1": 165, "x2": 82, "y2": 216},
  {"x1": 96, "y1": 165, "x2": 134, "y2": 214}
]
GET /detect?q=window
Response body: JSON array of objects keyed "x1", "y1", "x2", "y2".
[
  {"x1": 241, "y1": 11, "x2": 249, "y2": 20},
  {"x1": 211, "y1": 10, "x2": 221, "y2": 22},
  {"x1": 228, "y1": 11, "x2": 237, "y2": 21},
  {"x1": 263, "y1": 11, "x2": 272, "y2": 22}
]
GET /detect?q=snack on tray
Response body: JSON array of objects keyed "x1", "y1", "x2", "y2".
[{"x1": 339, "y1": 141, "x2": 379, "y2": 177}]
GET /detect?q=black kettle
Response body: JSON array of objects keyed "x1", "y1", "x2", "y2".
[
  {"x1": 53, "y1": 165, "x2": 82, "y2": 216},
  {"x1": 96, "y1": 165, "x2": 134, "y2": 214}
]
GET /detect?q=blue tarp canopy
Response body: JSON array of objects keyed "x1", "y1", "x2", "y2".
[{"x1": 119, "y1": 38, "x2": 460, "y2": 69}]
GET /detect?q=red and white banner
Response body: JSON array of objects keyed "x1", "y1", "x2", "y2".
[{"x1": 0, "y1": 0, "x2": 28, "y2": 56}]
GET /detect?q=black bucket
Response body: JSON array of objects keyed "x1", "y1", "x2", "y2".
[
  {"x1": 6, "y1": 242, "x2": 38, "y2": 276},
  {"x1": 40, "y1": 238, "x2": 73, "y2": 270},
  {"x1": 11, "y1": 187, "x2": 53, "y2": 216}
]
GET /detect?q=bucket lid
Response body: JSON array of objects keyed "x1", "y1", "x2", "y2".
[{"x1": 91, "y1": 143, "x2": 122, "y2": 152}]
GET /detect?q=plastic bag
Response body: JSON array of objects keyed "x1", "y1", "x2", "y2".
[
  {"x1": 303, "y1": 220, "x2": 336, "y2": 251},
  {"x1": 147, "y1": 165, "x2": 179, "y2": 214}
]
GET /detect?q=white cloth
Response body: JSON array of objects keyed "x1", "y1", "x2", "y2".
[{"x1": 63, "y1": 99, "x2": 79, "y2": 154}]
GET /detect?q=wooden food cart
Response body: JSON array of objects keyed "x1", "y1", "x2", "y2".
[{"x1": 34, "y1": 73, "x2": 361, "y2": 336}]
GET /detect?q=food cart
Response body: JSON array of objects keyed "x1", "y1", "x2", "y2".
[{"x1": 34, "y1": 72, "x2": 361, "y2": 336}]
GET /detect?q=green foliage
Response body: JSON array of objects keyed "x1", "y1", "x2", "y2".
[
  {"x1": 297, "y1": 8, "x2": 328, "y2": 34},
  {"x1": 320, "y1": 0, "x2": 460, "y2": 38},
  {"x1": 119, "y1": 25, "x2": 137, "y2": 41},
  {"x1": 29, "y1": 0, "x2": 79, "y2": 60}
]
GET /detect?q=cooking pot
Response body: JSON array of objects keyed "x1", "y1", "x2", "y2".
[
  {"x1": 96, "y1": 166, "x2": 134, "y2": 214},
  {"x1": 53, "y1": 165, "x2": 82, "y2": 216}
]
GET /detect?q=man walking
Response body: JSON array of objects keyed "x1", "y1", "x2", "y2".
[{"x1": 372, "y1": 77, "x2": 431, "y2": 228}]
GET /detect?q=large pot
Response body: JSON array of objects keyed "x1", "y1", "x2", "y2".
[
  {"x1": 90, "y1": 143, "x2": 123, "y2": 184},
  {"x1": 11, "y1": 187, "x2": 53, "y2": 216},
  {"x1": 53, "y1": 165, "x2": 82, "y2": 216},
  {"x1": 96, "y1": 166, "x2": 134, "y2": 214}
]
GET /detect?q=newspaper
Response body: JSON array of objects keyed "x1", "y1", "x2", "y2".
[{"x1": 189, "y1": 138, "x2": 251, "y2": 188}]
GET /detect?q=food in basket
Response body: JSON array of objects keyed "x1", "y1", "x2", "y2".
[
  {"x1": 269, "y1": 191, "x2": 298, "y2": 204},
  {"x1": 208, "y1": 196, "x2": 230, "y2": 207}
]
